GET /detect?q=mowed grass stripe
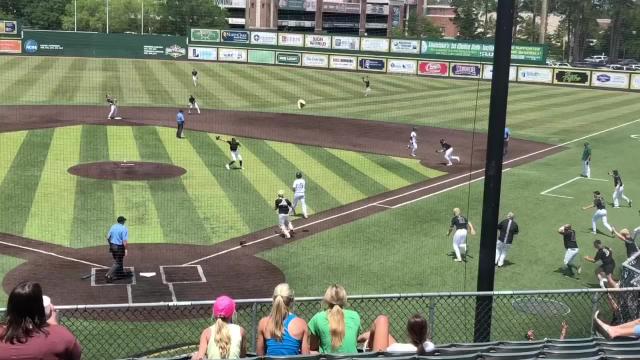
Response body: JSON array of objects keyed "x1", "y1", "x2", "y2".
[
  {"x1": 266, "y1": 67, "x2": 337, "y2": 100},
  {"x1": 0, "y1": 131, "x2": 28, "y2": 187},
  {"x1": 72, "y1": 58, "x2": 104, "y2": 105},
  {"x1": 132, "y1": 126, "x2": 210, "y2": 244},
  {"x1": 131, "y1": 60, "x2": 175, "y2": 107},
  {"x1": 244, "y1": 140, "x2": 340, "y2": 212},
  {"x1": 102, "y1": 59, "x2": 125, "y2": 102},
  {"x1": 158, "y1": 129, "x2": 250, "y2": 243},
  {"x1": 0, "y1": 57, "x2": 44, "y2": 101},
  {"x1": 0, "y1": 129, "x2": 54, "y2": 235},
  {"x1": 393, "y1": 156, "x2": 445, "y2": 178},
  {"x1": 24, "y1": 127, "x2": 81, "y2": 246},
  {"x1": 188, "y1": 132, "x2": 273, "y2": 231},
  {"x1": 220, "y1": 64, "x2": 288, "y2": 106},
  {"x1": 51, "y1": 58, "x2": 89, "y2": 104},
  {"x1": 251, "y1": 66, "x2": 307, "y2": 101},
  {"x1": 267, "y1": 141, "x2": 365, "y2": 204},
  {"x1": 119, "y1": 60, "x2": 154, "y2": 106},
  {"x1": 299, "y1": 146, "x2": 387, "y2": 195},
  {"x1": 164, "y1": 62, "x2": 224, "y2": 107},
  {"x1": 107, "y1": 126, "x2": 142, "y2": 161},
  {"x1": 325, "y1": 149, "x2": 411, "y2": 190},
  {"x1": 3, "y1": 58, "x2": 55, "y2": 104},
  {"x1": 146, "y1": 60, "x2": 183, "y2": 105},
  {"x1": 362, "y1": 153, "x2": 432, "y2": 184},
  {"x1": 71, "y1": 125, "x2": 114, "y2": 248},
  {"x1": 201, "y1": 64, "x2": 252, "y2": 108}
]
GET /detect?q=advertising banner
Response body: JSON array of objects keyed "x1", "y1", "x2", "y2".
[
  {"x1": 360, "y1": 38, "x2": 389, "y2": 52},
  {"x1": 278, "y1": 33, "x2": 305, "y2": 47},
  {"x1": 305, "y1": 34, "x2": 331, "y2": 49},
  {"x1": 279, "y1": 0, "x2": 315, "y2": 11},
  {"x1": 248, "y1": 49, "x2": 275, "y2": 64},
  {"x1": 276, "y1": 52, "x2": 301, "y2": 65},
  {"x1": 482, "y1": 64, "x2": 517, "y2": 81},
  {"x1": 191, "y1": 29, "x2": 220, "y2": 42},
  {"x1": 516, "y1": 66, "x2": 553, "y2": 83},
  {"x1": 188, "y1": 46, "x2": 217, "y2": 61},
  {"x1": 0, "y1": 39, "x2": 21, "y2": 53},
  {"x1": 450, "y1": 63, "x2": 481, "y2": 78},
  {"x1": 358, "y1": 57, "x2": 386, "y2": 72},
  {"x1": 554, "y1": 69, "x2": 590, "y2": 86},
  {"x1": 1, "y1": 20, "x2": 18, "y2": 35},
  {"x1": 366, "y1": 4, "x2": 388, "y2": 14},
  {"x1": 631, "y1": 74, "x2": 640, "y2": 90},
  {"x1": 390, "y1": 39, "x2": 419, "y2": 54},
  {"x1": 417, "y1": 61, "x2": 449, "y2": 76},
  {"x1": 251, "y1": 31, "x2": 278, "y2": 45},
  {"x1": 387, "y1": 59, "x2": 417, "y2": 74},
  {"x1": 323, "y1": 2, "x2": 360, "y2": 13},
  {"x1": 221, "y1": 30, "x2": 250, "y2": 43},
  {"x1": 216, "y1": 0, "x2": 247, "y2": 8},
  {"x1": 218, "y1": 48, "x2": 247, "y2": 62},
  {"x1": 591, "y1": 71, "x2": 630, "y2": 89},
  {"x1": 421, "y1": 39, "x2": 546, "y2": 64},
  {"x1": 302, "y1": 53, "x2": 329, "y2": 67},
  {"x1": 329, "y1": 55, "x2": 357, "y2": 70},
  {"x1": 332, "y1": 36, "x2": 360, "y2": 51}
]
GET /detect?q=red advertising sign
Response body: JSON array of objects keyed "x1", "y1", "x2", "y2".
[
  {"x1": 418, "y1": 61, "x2": 448, "y2": 76},
  {"x1": 0, "y1": 39, "x2": 21, "y2": 53}
]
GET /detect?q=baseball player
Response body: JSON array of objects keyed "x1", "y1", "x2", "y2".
[
  {"x1": 495, "y1": 212, "x2": 519, "y2": 267},
  {"x1": 176, "y1": 109, "x2": 185, "y2": 138},
  {"x1": 609, "y1": 170, "x2": 632, "y2": 208},
  {"x1": 275, "y1": 190, "x2": 294, "y2": 238},
  {"x1": 436, "y1": 138, "x2": 461, "y2": 166},
  {"x1": 447, "y1": 208, "x2": 476, "y2": 262},
  {"x1": 503, "y1": 127, "x2": 511, "y2": 157},
  {"x1": 558, "y1": 224, "x2": 582, "y2": 277},
  {"x1": 582, "y1": 191, "x2": 613, "y2": 235},
  {"x1": 106, "y1": 94, "x2": 118, "y2": 120},
  {"x1": 584, "y1": 239, "x2": 617, "y2": 288},
  {"x1": 188, "y1": 95, "x2": 200, "y2": 114},
  {"x1": 216, "y1": 136, "x2": 243, "y2": 170},
  {"x1": 291, "y1": 172, "x2": 308, "y2": 219},
  {"x1": 581, "y1": 142, "x2": 591, "y2": 178},
  {"x1": 192, "y1": 68, "x2": 198, "y2": 87},
  {"x1": 407, "y1": 127, "x2": 418, "y2": 157},
  {"x1": 362, "y1": 76, "x2": 371, "y2": 96},
  {"x1": 611, "y1": 227, "x2": 640, "y2": 258}
]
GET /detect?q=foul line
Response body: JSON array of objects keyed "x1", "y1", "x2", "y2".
[
  {"x1": 541, "y1": 177, "x2": 609, "y2": 199},
  {"x1": 0, "y1": 240, "x2": 108, "y2": 269},
  {"x1": 184, "y1": 118, "x2": 640, "y2": 266}
]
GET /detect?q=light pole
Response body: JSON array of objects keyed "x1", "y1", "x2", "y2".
[
  {"x1": 74, "y1": 0, "x2": 77, "y2": 31},
  {"x1": 141, "y1": 0, "x2": 144, "y2": 34},
  {"x1": 106, "y1": 0, "x2": 110, "y2": 34}
]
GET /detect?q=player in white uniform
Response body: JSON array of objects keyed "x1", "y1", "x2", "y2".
[
  {"x1": 447, "y1": 208, "x2": 476, "y2": 262},
  {"x1": 582, "y1": 191, "x2": 614, "y2": 235},
  {"x1": 291, "y1": 172, "x2": 308, "y2": 219},
  {"x1": 609, "y1": 170, "x2": 632, "y2": 208},
  {"x1": 275, "y1": 190, "x2": 294, "y2": 238},
  {"x1": 192, "y1": 69, "x2": 198, "y2": 87},
  {"x1": 408, "y1": 127, "x2": 418, "y2": 157},
  {"x1": 106, "y1": 94, "x2": 118, "y2": 120},
  {"x1": 188, "y1": 95, "x2": 200, "y2": 114}
]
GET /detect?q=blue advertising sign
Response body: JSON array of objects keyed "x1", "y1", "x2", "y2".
[
  {"x1": 450, "y1": 63, "x2": 481, "y2": 78},
  {"x1": 24, "y1": 39, "x2": 38, "y2": 53},
  {"x1": 358, "y1": 58, "x2": 386, "y2": 71},
  {"x1": 221, "y1": 30, "x2": 249, "y2": 43}
]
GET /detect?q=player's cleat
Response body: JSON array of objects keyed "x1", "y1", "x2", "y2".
[
  {"x1": 411, "y1": 154, "x2": 416, "y2": 157},
  {"x1": 614, "y1": 206, "x2": 620, "y2": 208},
  {"x1": 446, "y1": 163, "x2": 453, "y2": 166},
  {"x1": 239, "y1": 240, "x2": 246, "y2": 246},
  {"x1": 629, "y1": 200, "x2": 633, "y2": 207},
  {"x1": 303, "y1": 215, "x2": 308, "y2": 219},
  {"x1": 225, "y1": 164, "x2": 230, "y2": 170},
  {"x1": 591, "y1": 231, "x2": 597, "y2": 234},
  {"x1": 577, "y1": 266, "x2": 582, "y2": 274},
  {"x1": 454, "y1": 258, "x2": 462, "y2": 262}
]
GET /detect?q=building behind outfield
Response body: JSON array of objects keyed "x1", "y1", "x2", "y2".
[{"x1": 218, "y1": 0, "x2": 458, "y2": 37}]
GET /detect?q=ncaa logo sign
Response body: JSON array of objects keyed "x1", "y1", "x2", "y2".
[{"x1": 24, "y1": 39, "x2": 38, "y2": 53}]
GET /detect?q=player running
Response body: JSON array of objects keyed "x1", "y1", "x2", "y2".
[
  {"x1": 447, "y1": 208, "x2": 476, "y2": 262},
  {"x1": 436, "y1": 138, "x2": 461, "y2": 166},
  {"x1": 291, "y1": 172, "x2": 308, "y2": 219},
  {"x1": 106, "y1": 94, "x2": 118, "y2": 120},
  {"x1": 362, "y1": 76, "x2": 371, "y2": 96},
  {"x1": 558, "y1": 224, "x2": 582, "y2": 277},
  {"x1": 408, "y1": 127, "x2": 418, "y2": 157},
  {"x1": 584, "y1": 239, "x2": 617, "y2": 288},
  {"x1": 609, "y1": 170, "x2": 632, "y2": 208},
  {"x1": 275, "y1": 190, "x2": 294, "y2": 238},
  {"x1": 495, "y1": 212, "x2": 519, "y2": 267},
  {"x1": 192, "y1": 68, "x2": 198, "y2": 87},
  {"x1": 188, "y1": 95, "x2": 200, "y2": 114},
  {"x1": 581, "y1": 142, "x2": 591, "y2": 178},
  {"x1": 216, "y1": 136, "x2": 243, "y2": 170},
  {"x1": 582, "y1": 191, "x2": 614, "y2": 235}
]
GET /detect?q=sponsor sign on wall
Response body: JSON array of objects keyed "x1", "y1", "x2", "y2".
[
  {"x1": 323, "y1": 2, "x2": 360, "y2": 13},
  {"x1": 191, "y1": 29, "x2": 220, "y2": 42},
  {"x1": 216, "y1": 0, "x2": 246, "y2": 8},
  {"x1": 516, "y1": 66, "x2": 553, "y2": 83},
  {"x1": 302, "y1": 53, "x2": 329, "y2": 68},
  {"x1": 218, "y1": 48, "x2": 247, "y2": 62},
  {"x1": 482, "y1": 65, "x2": 517, "y2": 81},
  {"x1": 0, "y1": 20, "x2": 17, "y2": 35},
  {"x1": 332, "y1": 36, "x2": 360, "y2": 51},
  {"x1": 250, "y1": 31, "x2": 278, "y2": 45},
  {"x1": 417, "y1": 61, "x2": 449, "y2": 76},
  {"x1": 421, "y1": 40, "x2": 546, "y2": 64},
  {"x1": 276, "y1": 52, "x2": 301, "y2": 65},
  {"x1": 188, "y1": 46, "x2": 217, "y2": 61},
  {"x1": 278, "y1": 33, "x2": 305, "y2": 47},
  {"x1": 631, "y1": 74, "x2": 640, "y2": 90},
  {"x1": 305, "y1": 34, "x2": 331, "y2": 49},
  {"x1": 390, "y1": 39, "x2": 419, "y2": 54},
  {"x1": 360, "y1": 38, "x2": 389, "y2": 52},
  {"x1": 221, "y1": 30, "x2": 250, "y2": 43},
  {"x1": 387, "y1": 59, "x2": 417, "y2": 74},
  {"x1": 248, "y1": 50, "x2": 275, "y2": 64},
  {"x1": 0, "y1": 39, "x2": 21, "y2": 53},
  {"x1": 554, "y1": 69, "x2": 590, "y2": 86},
  {"x1": 450, "y1": 63, "x2": 481, "y2": 78},
  {"x1": 591, "y1": 71, "x2": 630, "y2": 89},
  {"x1": 279, "y1": 0, "x2": 315, "y2": 11},
  {"x1": 358, "y1": 57, "x2": 386, "y2": 72},
  {"x1": 329, "y1": 55, "x2": 358, "y2": 70},
  {"x1": 366, "y1": 4, "x2": 388, "y2": 14}
]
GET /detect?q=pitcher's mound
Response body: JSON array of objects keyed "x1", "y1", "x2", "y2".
[{"x1": 68, "y1": 161, "x2": 186, "y2": 181}]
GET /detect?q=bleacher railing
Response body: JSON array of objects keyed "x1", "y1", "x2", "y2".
[{"x1": 1, "y1": 288, "x2": 639, "y2": 360}]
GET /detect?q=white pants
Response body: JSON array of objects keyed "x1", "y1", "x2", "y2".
[
  {"x1": 444, "y1": 148, "x2": 460, "y2": 165},
  {"x1": 108, "y1": 104, "x2": 117, "y2": 119},
  {"x1": 231, "y1": 151, "x2": 242, "y2": 162},
  {"x1": 365, "y1": 87, "x2": 371, "y2": 96},
  {"x1": 278, "y1": 213, "x2": 294, "y2": 238},
  {"x1": 189, "y1": 101, "x2": 200, "y2": 114},
  {"x1": 495, "y1": 241, "x2": 511, "y2": 266},
  {"x1": 582, "y1": 160, "x2": 590, "y2": 178},
  {"x1": 410, "y1": 143, "x2": 417, "y2": 156},
  {"x1": 452, "y1": 229, "x2": 468, "y2": 261},
  {"x1": 292, "y1": 194, "x2": 308, "y2": 217},
  {"x1": 613, "y1": 185, "x2": 631, "y2": 207},
  {"x1": 192, "y1": 75, "x2": 197, "y2": 86},
  {"x1": 592, "y1": 209, "x2": 612, "y2": 233},
  {"x1": 563, "y1": 248, "x2": 579, "y2": 266}
]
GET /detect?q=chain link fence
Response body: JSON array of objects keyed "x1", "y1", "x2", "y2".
[{"x1": 2, "y1": 288, "x2": 638, "y2": 360}]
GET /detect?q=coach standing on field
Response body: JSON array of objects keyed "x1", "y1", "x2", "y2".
[
  {"x1": 105, "y1": 216, "x2": 130, "y2": 283},
  {"x1": 495, "y1": 212, "x2": 519, "y2": 267},
  {"x1": 176, "y1": 109, "x2": 185, "y2": 139}
]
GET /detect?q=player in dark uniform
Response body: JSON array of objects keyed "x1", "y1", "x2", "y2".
[
  {"x1": 188, "y1": 95, "x2": 200, "y2": 114},
  {"x1": 495, "y1": 212, "x2": 519, "y2": 267},
  {"x1": 362, "y1": 76, "x2": 371, "y2": 96},
  {"x1": 106, "y1": 94, "x2": 118, "y2": 120},
  {"x1": 582, "y1": 191, "x2": 613, "y2": 235},
  {"x1": 192, "y1": 68, "x2": 198, "y2": 87},
  {"x1": 609, "y1": 170, "x2": 632, "y2": 208},
  {"x1": 558, "y1": 224, "x2": 581, "y2": 277},
  {"x1": 216, "y1": 136, "x2": 243, "y2": 170},
  {"x1": 436, "y1": 139, "x2": 461, "y2": 166},
  {"x1": 275, "y1": 190, "x2": 294, "y2": 238},
  {"x1": 447, "y1": 208, "x2": 475, "y2": 262},
  {"x1": 611, "y1": 227, "x2": 639, "y2": 258},
  {"x1": 584, "y1": 239, "x2": 617, "y2": 288}
]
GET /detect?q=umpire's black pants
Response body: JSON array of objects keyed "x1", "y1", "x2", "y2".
[
  {"x1": 177, "y1": 122, "x2": 184, "y2": 138},
  {"x1": 106, "y1": 244, "x2": 126, "y2": 279}
]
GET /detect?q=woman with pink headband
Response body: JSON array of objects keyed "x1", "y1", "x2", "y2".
[{"x1": 192, "y1": 296, "x2": 247, "y2": 360}]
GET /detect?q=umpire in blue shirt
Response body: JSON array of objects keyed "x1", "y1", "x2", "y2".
[
  {"x1": 105, "y1": 216, "x2": 130, "y2": 283},
  {"x1": 176, "y1": 109, "x2": 185, "y2": 138}
]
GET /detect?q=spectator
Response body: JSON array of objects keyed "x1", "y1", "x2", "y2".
[
  {"x1": 0, "y1": 281, "x2": 82, "y2": 360},
  {"x1": 192, "y1": 296, "x2": 246, "y2": 360},
  {"x1": 594, "y1": 311, "x2": 640, "y2": 339},
  {"x1": 526, "y1": 321, "x2": 568, "y2": 341},
  {"x1": 308, "y1": 284, "x2": 361, "y2": 353},
  {"x1": 256, "y1": 283, "x2": 309, "y2": 356},
  {"x1": 359, "y1": 314, "x2": 435, "y2": 354},
  {"x1": 612, "y1": 227, "x2": 639, "y2": 258}
]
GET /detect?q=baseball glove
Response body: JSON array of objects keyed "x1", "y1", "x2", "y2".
[{"x1": 215, "y1": 136, "x2": 221, "y2": 140}]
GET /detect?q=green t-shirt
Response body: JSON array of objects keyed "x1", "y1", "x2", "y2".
[
  {"x1": 582, "y1": 146, "x2": 591, "y2": 161},
  {"x1": 308, "y1": 309, "x2": 361, "y2": 353}
]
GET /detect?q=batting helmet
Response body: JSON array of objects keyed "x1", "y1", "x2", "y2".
[{"x1": 296, "y1": 172, "x2": 302, "y2": 179}]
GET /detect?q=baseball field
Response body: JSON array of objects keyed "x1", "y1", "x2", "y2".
[{"x1": 1, "y1": 56, "x2": 640, "y2": 307}]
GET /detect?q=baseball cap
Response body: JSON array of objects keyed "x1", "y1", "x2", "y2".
[
  {"x1": 213, "y1": 295, "x2": 236, "y2": 319},
  {"x1": 117, "y1": 216, "x2": 126, "y2": 223},
  {"x1": 277, "y1": 190, "x2": 284, "y2": 197}
]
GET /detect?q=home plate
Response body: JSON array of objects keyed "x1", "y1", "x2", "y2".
[{"x1": 140, "y1": 272, "x2": 156, "y2": 277}]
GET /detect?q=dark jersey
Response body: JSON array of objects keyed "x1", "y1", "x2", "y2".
[
  {"x1": 623, "y1": 238, "x2": 639, "y2": 258},
  {"x1": 441, "y1": 142, "x2": 452, "y2": 150},
  {"x1": 595, "y1": 247, "x2": 614, "y2": 266},
  {"x1": 227, "y1": 141, "x2": 240, "y2": 151},
  {"x1": 275, "y1": 198, "x2": 292, "y2": 214},
  {"x1": 192, "y1": 70, "x2": 198, "y2": 76},
  {"x1": 189, "y1": 96, "x2": 196, "y2": 104},
  {"x1": 363, "y1": 79, "x2": 370, "y2": 88},
  {"x1": 563, "y1": 230, "x2": 578, "y2": 249},
  {"x1": 451, "y1": 215, "x2": 468, "y2": 230},
  {"x1": 497, "y1": 218, "x2": 519, "y2": 244},
  {"x1": 594, "y1": 196, "x2": 606, "y2": 210},
  {"x1": 107, "y1": 97, "x2": 114, "y2": 105},
  {"x1": 613, "y1": 175, "x2": 623, "y2": 187}
]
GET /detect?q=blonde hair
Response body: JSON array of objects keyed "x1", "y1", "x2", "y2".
[
  {"x1": 214, "y1": 318, "x2": 231, "y2": 359},
  {"x1": 620, "y1": 228, "x2": 630, "y2": 237},
  {"x1": 323, "y1": 284, "x2": 348, "y2": 351},
  {"x1": 268, "y1": 283, "x2": 294, "y2": 340},
  {"x1": 453, "y1": 208, "x2": 461, "y2": 216}
]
